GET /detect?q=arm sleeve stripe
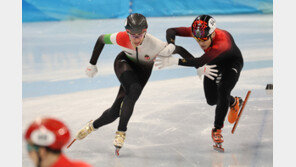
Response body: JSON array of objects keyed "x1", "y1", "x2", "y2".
[{"x1": 103, "y1": 34, "x2": 113, "y2": 44}]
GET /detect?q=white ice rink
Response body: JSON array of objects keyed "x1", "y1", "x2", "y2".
[{"x1": 22, "y1": 14, "x2": 273, "y2": 167}]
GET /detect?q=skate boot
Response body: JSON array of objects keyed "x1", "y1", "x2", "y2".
[
  {"x1": 228, "y1": 97, "x2": 243, "y2": 124},
  {"x1": 75, "y1": 120, "x2": 95, "y2": 140},
  {"x1": 113, "y1": 131, "x2": 126, "y2": 156},
  {"x1": 212, "y1": 128, "x2": 224, "y2": 152}
]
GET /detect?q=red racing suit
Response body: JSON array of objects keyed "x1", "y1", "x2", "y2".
[
  {"x1": 51, "y1": 154, "x2": 92, "y2": 167},
  {"x1": 167, "y1": 27, "x2": 244, "y2": 129}
]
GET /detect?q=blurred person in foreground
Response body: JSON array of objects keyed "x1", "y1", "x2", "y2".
[{"x1": 24, "y1": 117, "x2": 92, "y2": 167}]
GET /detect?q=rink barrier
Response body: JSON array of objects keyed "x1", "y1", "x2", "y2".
[{"x1": 23, "y1": 0, "x2": 273, "y2": 22}]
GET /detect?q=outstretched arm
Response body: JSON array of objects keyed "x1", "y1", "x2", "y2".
[
  {"x1": 89, "y1": 35, "x2": 106, "y2": 65},
  {"x1": 166, "y1": 27, "x2": 193, "y2": 44},
  {"x1": 155, "y1": 52, "x2": 218, "y2": 80},
  {"x1": 166, "y1": 27, "x2": 196, "y2": 61},
  {"x1": 173, "y1": 45, "x2": 197, "y2": 62},
  {"x1": 173, "y1": 45, "x2": 217, "y2": 69},
  {"x1": 166, "y1": 28, "x2": 177, "y2": 44},
  {"x1": 157, "y1": 44, "x2": 201, "y2": 68},
  {"x1": 86, "y1": 34, "x2": 114, "y2": 78}
]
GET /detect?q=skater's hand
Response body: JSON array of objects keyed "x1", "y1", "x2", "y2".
[
  {"x1": 197, "y1": 64, "x2": 218, "y2": 80},
  {"x1": 158, "y1": 43, "x2": 176, "y2": 57},
  {"x1": 155, "y1": 55, "x2": 179, "y2": 69},
  {"x1": 85, "y1": 64, "x2": 98, "y2": 78}
]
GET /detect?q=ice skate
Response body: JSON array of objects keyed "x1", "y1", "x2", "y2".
[
  {"x1": 212, "y1": 128, "x2": 224, "y2": 152},
  {"x1": 75, "y1": 120, "x2": 95, "y2": 140},
  {"x1": 228, "y1": 97, "x2": 243, "y2": 124},
  {"x1": 67, "y1": 120, "x2": 95, "y2": 148},
  {"x1": 113, "y1": 131, "x2": 126, "y2": 156}
]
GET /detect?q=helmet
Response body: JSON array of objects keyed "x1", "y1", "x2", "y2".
[
  {"x1": 125, "y1": 13, "x2": 148, "y2": 34},
  {"x1": 24, "y1": 117, "x2": 70, "y2": 150},
  {"x1": 191, "y1": 15, "x2": 216, "y2": 40}
]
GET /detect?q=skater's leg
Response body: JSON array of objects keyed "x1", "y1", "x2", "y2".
[
  {"x1": 116, "y1": 71, "x2": 143, "y2": 131},
  {"x1": 203, "y1": 76, "x2": 218, "y2": 106},
  {"x1": 92, "y1": 52, "x2": 132, "y2": 129},
  {"x1": 112, "y1": 67, "x2": 152, "y2": 151},
  {"x1": 228, "y1": 66, "x2": 242, "y2": 106},
  {"x1": 92, "y1": 86, "x2": 125, "y2": 129},
  {"x1": 114, "y1": 60, "x2": 152, "y2": 132},
  {"x1": 214, "y1": 69, "x2": 240, "y2": 129}
]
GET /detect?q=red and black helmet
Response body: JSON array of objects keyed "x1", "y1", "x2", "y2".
[
  {"x1": 24, "y1": 117, "x2": 70, "y2": 150},
  {"x1": 191, "y1": 15, "x2": 216, "y2": 40}
]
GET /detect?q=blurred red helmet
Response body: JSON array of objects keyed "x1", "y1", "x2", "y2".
[{"x1": 24, "y1": 117, "x2": 70, "y2": 150}]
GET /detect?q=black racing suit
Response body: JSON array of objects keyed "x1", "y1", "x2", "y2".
[{"x1": 89, "y1": 35, "x2": 152, "y2": 132}]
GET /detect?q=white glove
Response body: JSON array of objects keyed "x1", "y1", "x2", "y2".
[
  {"x1": 158, "y1": 43, "x2": 176, "y2": 57},
  {"x1": 197, "y1": 64, "x2": 218, "y2": 80},
  {"x1": 155, "y1": 55, "x2": 179, "y2": 69},
  {"x1": 85, "y1": 64, "x2": 98, "y2": 78}
]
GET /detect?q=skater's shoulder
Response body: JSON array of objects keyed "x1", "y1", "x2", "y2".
[
  {"x1": 144, "y1": 33, "x2": 156, "y2": 40},
  {"x1": 71, "y1": 161, "x2": 93, "y2": 167},
  {"x1": 214, "y1": 28, "x2": 232, "y2": 39},
  {"x1": 112, "y1": 31, "x2": 132, "y2": 48},
  {"x1": 212, "y1": 28, "x2": 232, "y2": 46},
  {"x1": 144, "y1": 33, "x2": 167, "y2": 45},
  {"x1": 114, "y1": 31, "x2": 129, "y2": 40},
  {"x1": 215, "y1": 28, "x2": 229, "y2": 34},
  {"x1": 52, "y1": 154, "x2": 92, "y2": 167}
]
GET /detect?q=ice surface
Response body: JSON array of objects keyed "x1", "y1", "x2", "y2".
[{"x1": 23, "y1": 14, "x2": 273, "y2": 167}]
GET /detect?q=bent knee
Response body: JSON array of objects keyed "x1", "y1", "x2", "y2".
[
  {"x1": 128, "y1": 83, "x2": 143, "y2": 100},
  {"x1": 206, "y1": 99, "x2": 216, "y2": 106}
]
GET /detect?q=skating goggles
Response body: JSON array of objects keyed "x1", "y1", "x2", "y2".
[
  {"x1": 127, "y1": 29, "x2": 147, "y2": 39},
  {"x1": 193, "y1": 36, "x2": 210, "y2": 42},
  {"x1": 27, "y1": 143, "x2": 39, "y2": 152}
]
